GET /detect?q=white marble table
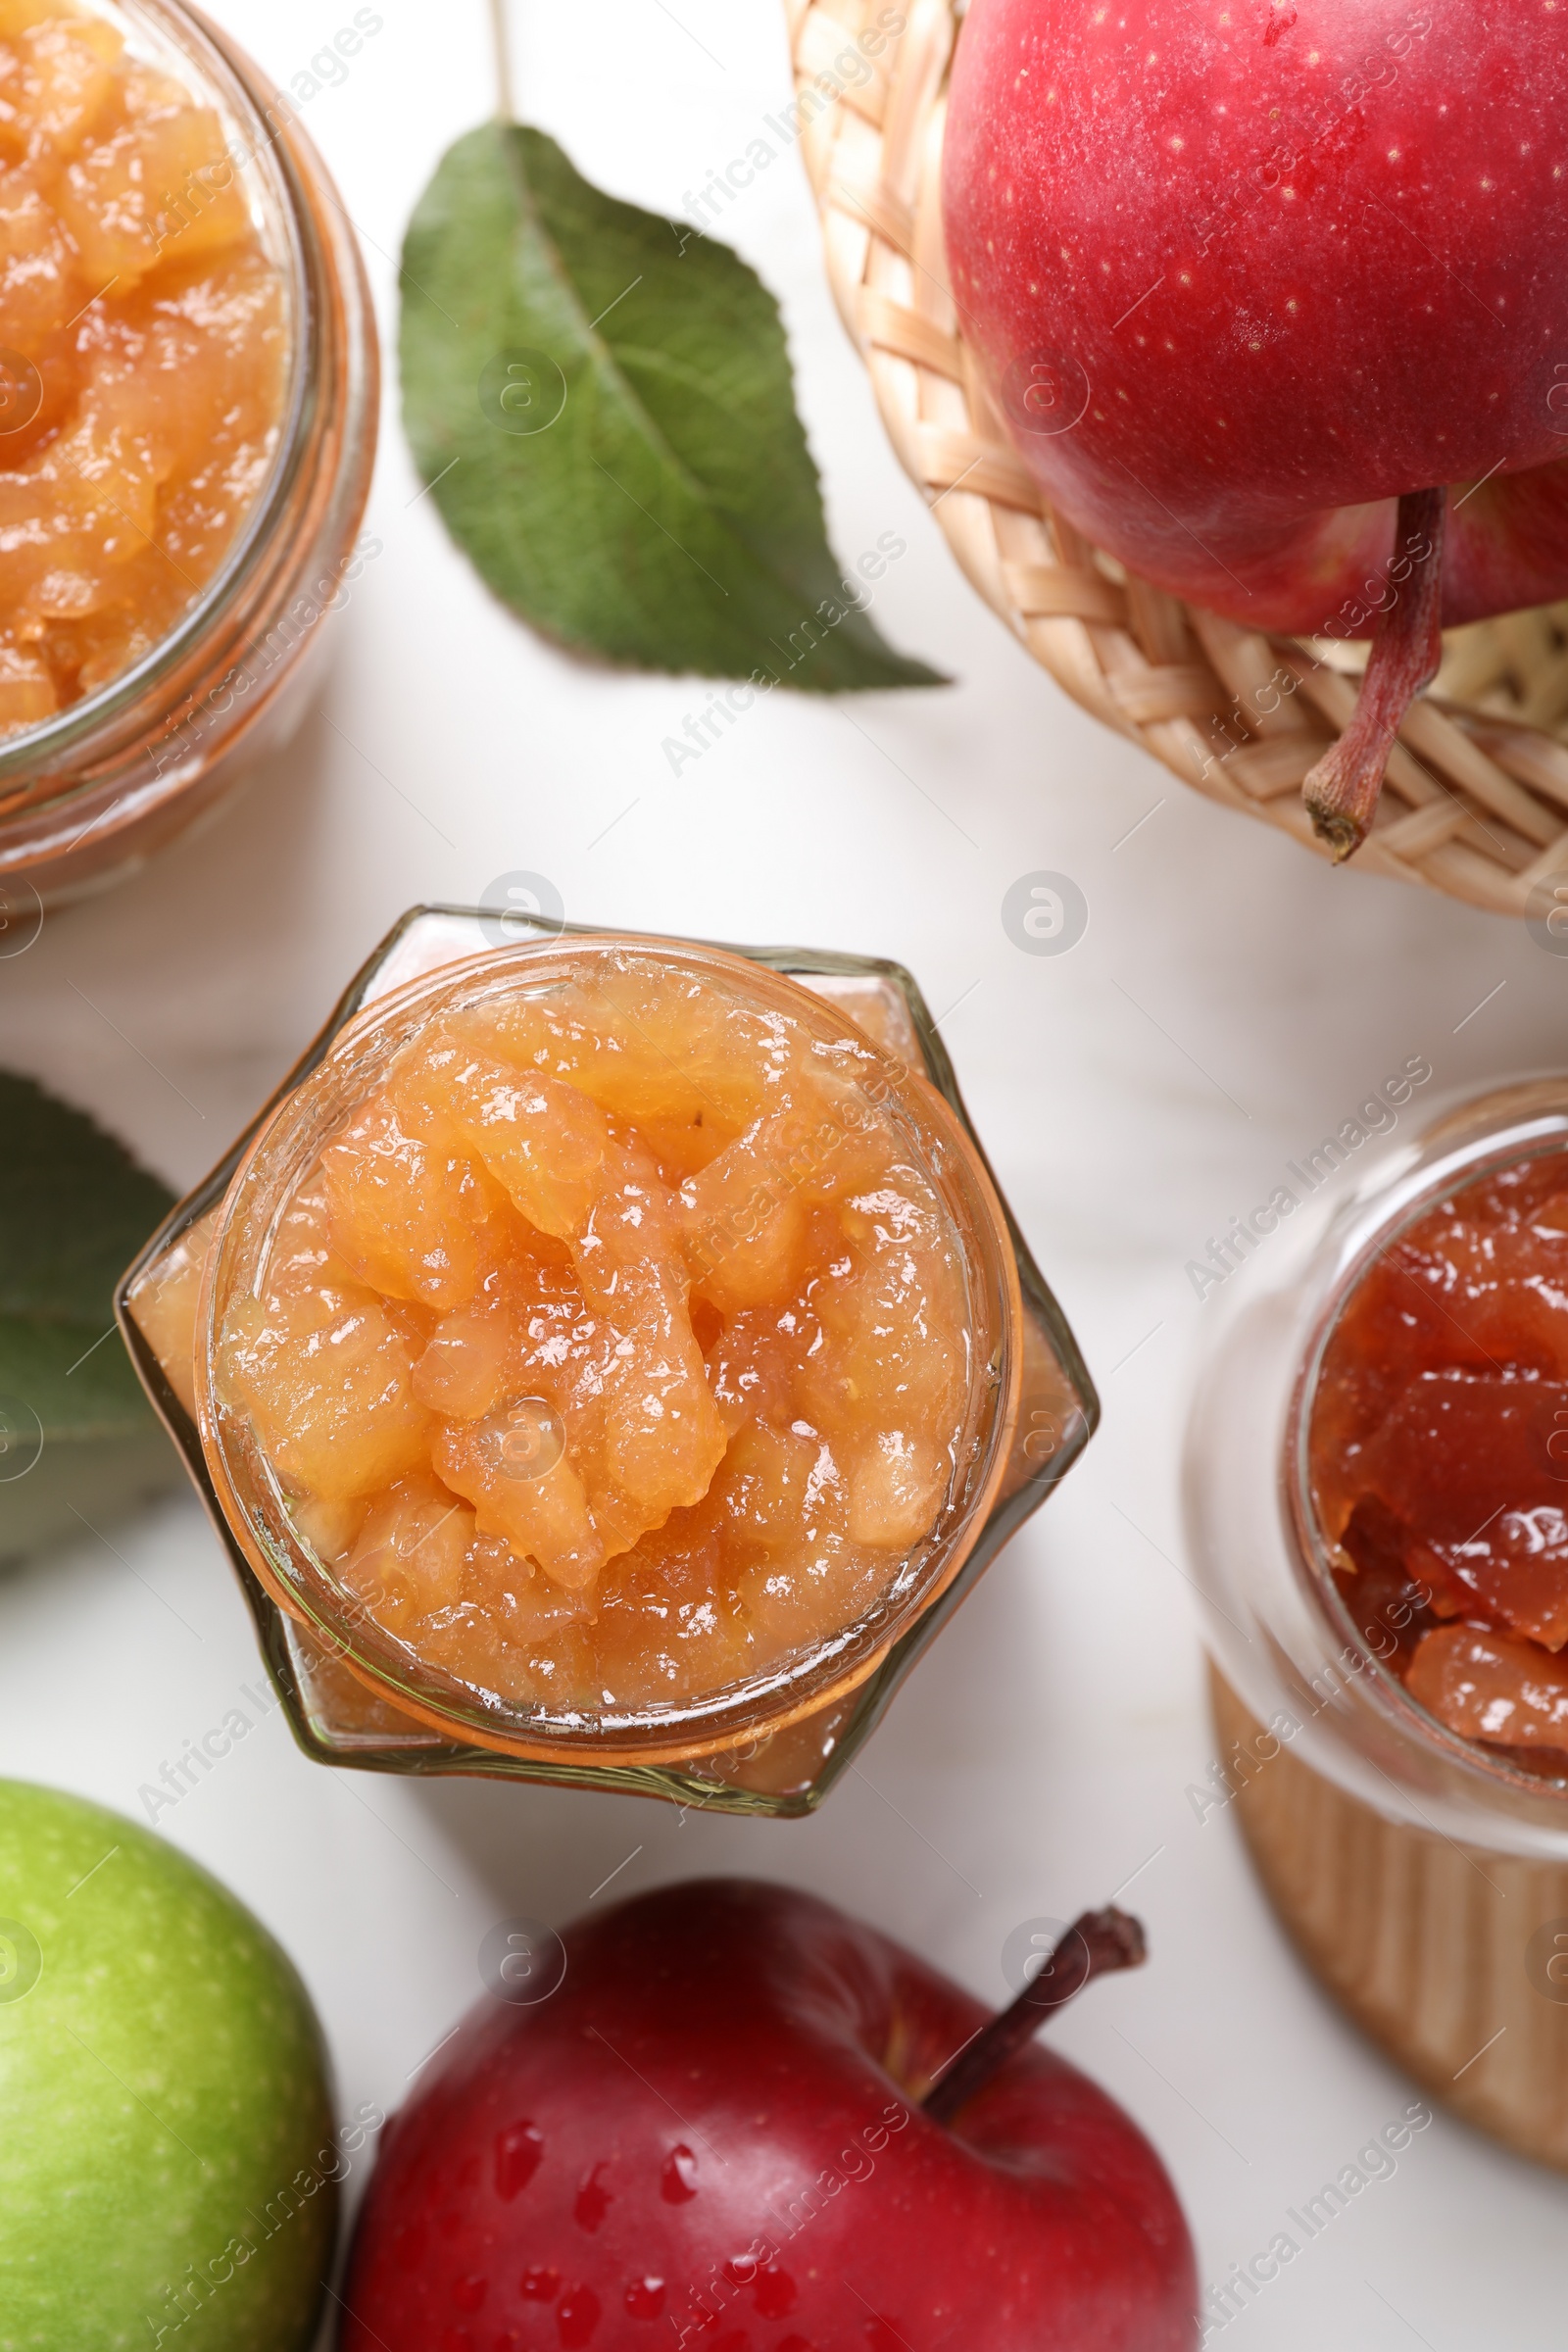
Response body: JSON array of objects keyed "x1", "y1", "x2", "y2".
[{"x1": 1, "y1": 4, "x2": 1562, "y2": 2343}]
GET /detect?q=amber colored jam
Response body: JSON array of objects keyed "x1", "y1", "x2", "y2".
[
  {"x1": 0, "y1": 3, "x2": 284, "y2": 730},
  {"x1": 216, "y1": 956, "x2": 973, "y2": 1721},
  {"x1": 1308, "y1": 1150, "x2": 1568, "y2": 1773}
]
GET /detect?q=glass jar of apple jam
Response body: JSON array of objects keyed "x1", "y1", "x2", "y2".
[
  {"x1": 119, "y1": 906, "x2": 1097, "y2": 1814},
  {"x1": 0, "y1": 0, "x2": 376, "y2": 908},
  {"x1": 1184, "y1": 1077, "x2": 1568, "y2": 2169}
]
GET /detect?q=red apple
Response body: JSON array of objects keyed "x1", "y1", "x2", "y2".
[
  {"x1": 338, "y1": 1879, "x2": 1197, "y2": 2351},
  {"x1": 943, "y1": 0, "x2": 1568, "y2": 852}
]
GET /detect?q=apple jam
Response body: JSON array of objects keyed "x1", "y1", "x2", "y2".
[
  {"x1": 0, "y1": 1, "x2": 284, "y2": 730},
  {"x1": 215, "y1": 953, "x2": 973, "y2": 1721},
  {"x1": 1307, "y1": 1150, "x2": 1568, "y2": 1770}
]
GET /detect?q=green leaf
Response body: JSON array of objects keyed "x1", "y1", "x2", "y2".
[
  {"x1": 399, "y1": 122, "x2": 947, "y2": 692},
  {"x1": 0, "y1": 1074, "x2": 180, "y2": 1565}
]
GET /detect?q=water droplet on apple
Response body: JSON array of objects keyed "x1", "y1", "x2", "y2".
[
  {"x1": 557, "y1": 2282, "x2": 602, "y2": 2346},
  {"x1": 661, "y1": 2143, "x2": 699, "y2": 2201},
  {"x1": 755, "y1": 2266, "x2": 799, "y2": 2319},
  {"x1": 573, "y1": 2160, "x2": 612, "y2": 2230},
  {"x1": 624, "y1": 2277, "x2": 666, "y2": 2318},
  {"x1": 520, "y1": 2263, "x2": 562, "y2": 2301},
  {"x1": 494, "y1": 2120, "x2": 544, "y2": 2200}
]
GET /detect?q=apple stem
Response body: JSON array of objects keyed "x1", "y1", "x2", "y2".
[
  {"x1": 1301, "y1": 484, "x2": 1448, "y2": 863},
  {"x1": 921, "y1": 1907, "x2": 1147, "y2": 2128}
]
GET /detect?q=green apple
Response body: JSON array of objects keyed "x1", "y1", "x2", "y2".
[{"x1": 0, "y1": 1780, "x2": 343, "y2": 2352}]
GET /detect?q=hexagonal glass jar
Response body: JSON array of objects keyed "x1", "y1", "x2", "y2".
[{"x1": 118, "y1": 906, "x2": 1097, "y2": 1814}]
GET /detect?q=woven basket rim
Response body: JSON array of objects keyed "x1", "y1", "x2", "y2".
[{"x1": 787, "y1": 0, "x2": 1568, "y2": 919}]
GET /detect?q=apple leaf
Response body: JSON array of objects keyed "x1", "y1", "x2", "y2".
[
  {"x1": 0, "y1": 1074, "x2": 179, "y2": 1564},
  {"x1": 400, "y1": 122, "x2": 946, "y2": 691}
]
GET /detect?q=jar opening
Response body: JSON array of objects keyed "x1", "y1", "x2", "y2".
[
  {"x1": 1290, "y1": 1118, "x2": 1568, "y2": 1801},
  {"x1": 191, "y1": 938, "x2": 1022, "y2": 1765}
]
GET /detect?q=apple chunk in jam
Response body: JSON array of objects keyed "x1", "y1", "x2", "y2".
[
  {"x1": 218, "y1": 958, "x2": 972, "y2": 1718},
  {"x1": 1308, "y1": 1151, "x2": 1568, "y2": 1771}
]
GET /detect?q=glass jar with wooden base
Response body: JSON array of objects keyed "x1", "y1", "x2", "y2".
[
  {"x1": 1186, "y1": 1077, "x2": 1568, "y2": 2168},
  {"x1": 0, "y1": 0, "x2": 377, "y2": 910}
]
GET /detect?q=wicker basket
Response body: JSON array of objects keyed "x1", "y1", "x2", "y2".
[{"x1": 787, "y1": 0, "x2": 1568, "y2": 917}]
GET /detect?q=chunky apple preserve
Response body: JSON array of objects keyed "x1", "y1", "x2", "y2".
[
  {"x1": 1309, "y1": 1150, "x2": 1568, "y2": 1771},
  {"x1": 217, "y1": 954, "x2": 972, "y2": 1720},
  {"x1": 0, "y1": 1, "x2": 284, "y2": 729}
]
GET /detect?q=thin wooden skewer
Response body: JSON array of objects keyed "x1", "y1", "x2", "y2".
[{"x1": 488, "y1": 0, "x2": 514, "y2": 122}]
